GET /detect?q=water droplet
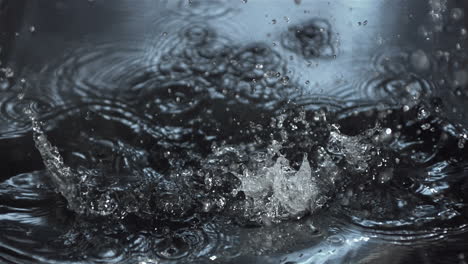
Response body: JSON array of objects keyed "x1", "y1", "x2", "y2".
[
  {"x1": 327, "y1": 235, "x2": 344, "y2": 245},
  {"x1": 461, "y1": 28, "x2": 467, "y2": 37},
  {"x1": 280, "y1": 76, "x2": 290, "y2": 85},
  {"x1": 379, "y1": 168, "x2": 393, "y2": 183},
  {"x1": 421, "y1": 123, "x2": 431, "y2": 130},
  {"x1": 84, "y1": 111, "x2": 93, "y2": 121},
  {"x1": 1, "y1": 67, "x2": 14, "y2": 78},
  {"x1": 29, "y1": 26, "x2": 36, "y2": 33},
  {"x1": 417, "y1": 107, "x2": 429, "y2": 120},
  {"x1": 410, "y1": 50, "x2": 430, "y2": 71},
  {"x1": 451, "y1": 8, "x2": 464, "y2": 20}
]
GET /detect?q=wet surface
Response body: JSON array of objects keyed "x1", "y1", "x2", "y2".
[{"x1": 0, "y1": 0, "x2": 468, "y2": 263}]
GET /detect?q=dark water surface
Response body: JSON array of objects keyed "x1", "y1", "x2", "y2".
[{"x1": 1, "y1": 0, "x2": 468, "y2": 263}]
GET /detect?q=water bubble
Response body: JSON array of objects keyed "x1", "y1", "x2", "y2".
[
  {"x1": 461, "y1": 28, "x2": 467, "y2": 37},
  {"x1": 1, "y1": 67, "x2": 14, "y2": 78},
  {"x1": 410, "y1": 50, "x2": 430, "y2": 72},
  {"x1": 417, "y1": 107, "x2": 430, "y2": 120},
  {"x1": 326, "y1": 235, "x2": 344, "y2": 245},
  {"x1": 450, "y1": 8, "x2": 464, "y2": 20},
  {"x1": 421, "y1": 123, "x2": 431, "y2": 130},
  {"x1": 458, "y1": 138, "x2": 465, "y2": 149},
  {"x1": 281, "y1": 19, "x2": 336, "y2": 59}
]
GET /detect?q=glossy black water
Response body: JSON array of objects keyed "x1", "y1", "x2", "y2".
[{"x1": 1, "y1": 0, "x2": 468, "y2": 263}]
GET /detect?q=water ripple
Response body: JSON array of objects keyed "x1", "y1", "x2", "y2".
[
  {"x1": 0, "y1": 92, "x2": 56, "y2": 138},
  {"x1": 355, "y1": 48, "x2": 438, "y2": 104},
  {"x1": 281, "y1": 19, "x2": 337, "y2": 59},
  {"x1": 38, "y1": 41, "x2": 155, "y2": 104}
]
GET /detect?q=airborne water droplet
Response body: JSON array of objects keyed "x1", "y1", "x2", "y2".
[
  {"x1": 421, "y1": 123, "x2": 431, "y2": 130},
  {"x1": 450, "y1": 8, "x2": 464, "y2": 20},
  {"x1": 458, "y1": 138, "x2": 465, "y2": 149},
  {"x1": 417, "y1": 107, "x2": 429, "y2": 120}
]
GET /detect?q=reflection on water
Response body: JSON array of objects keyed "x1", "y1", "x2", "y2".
[{"x1": 0, "y1": 0, "x2": 468, "y2": 263}]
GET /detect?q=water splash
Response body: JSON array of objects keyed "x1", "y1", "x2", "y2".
[
  {"x1": 281, "y1": 19, "x2": 336, "y2": 59},
  {"x1": 1, "y1": 3, "x2": 468, "y2": 262}
]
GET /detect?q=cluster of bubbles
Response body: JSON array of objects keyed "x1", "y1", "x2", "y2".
[
  {"x1": 281, "y1": 19, "x2": 336, "y2": 59},
  {"x1": 359, "y1": 48, "x2": 436, "y2": 106}
]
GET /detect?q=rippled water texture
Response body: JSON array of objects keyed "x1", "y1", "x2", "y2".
[{"x1": 1, "y1": 0, "x2": 468, "y2": 263}]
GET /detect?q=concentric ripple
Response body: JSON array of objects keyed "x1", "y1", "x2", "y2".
[
  {"x1": 330, "y1": 104, "x2": 468, "y2": 245},
  {"x1": 1, "y1": 95, "x2": 468, "y2": 263},
  {"x1": 0, "y1": 171, "x2": 242, "y2": 263},
  {"x1": 0, "y1": 91, "x2": 56, "y2": 137},
  {"x1": 281, "y1": 19, "x2": 337, "y2": 59},
  {"x1": 360, "y1": 72, "x2": 436, "y2": 105},
  {"x1": 171, "y1": 0, "x2": 240, "y2": 20},
  {"x1": 38, "y1": 41, "x2": 156, "y2": 105},
  {"x1": 357, "y1": 48, "x2": 438, "y2": 104},
  {"x1": 0, "y1": 4, "x2": 467, "y2": 263}
]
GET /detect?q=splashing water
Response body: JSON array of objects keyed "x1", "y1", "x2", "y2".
[{"x1": 1, "y1": 1, "x2": 468, "y2": 263}]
